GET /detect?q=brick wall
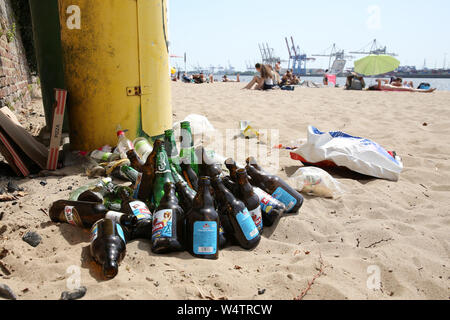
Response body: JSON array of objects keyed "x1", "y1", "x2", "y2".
[{"x1": 0, "y1": 0, "x2": 32, "y2": 111}]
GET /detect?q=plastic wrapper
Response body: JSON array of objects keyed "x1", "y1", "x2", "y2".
[{"x1": 289, "y1": 167, "x2": 342, "y2": 199}]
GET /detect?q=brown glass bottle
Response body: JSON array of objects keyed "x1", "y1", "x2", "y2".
[
  {"x1": 49, "y1": 200, "x2": 137, "y2": 229},
  {"x1": 246, "y1": 157, "x2": 265, "y2": 172},
  {"x1": 90, "y1": 218, "x2": 126, "y2": 279},
  {"x1": 126, "y1": 149, "x2": 144, "y2": 172},
  {"x1": 218, "y1": 225, "x2": 228, "y2": 249},
  {"x1": 175, "y1": 180, "x2": 196, "y2": 213},
  {"x1": 236, "y1": 169, "x2": 264, "y2": 233},
  {"x1": 225, "y1": 158, "x2": 239, "y2": 182},
  {"x1": 118, "y1": 188, "x2": 153, "y2": 241},
  {"x1": 196, "y1": 146, "x2": 221, "y2": 178},
  {"x1": 186, "y1": 177, "x2": 220, "y2": 259},
  {"x1": 222, "y1": 175, "x2": 240, "y2": 197},
  {"x1": 136, "y1": 139, "x2": 163, "y2": 202},
  {"x1": 212, "y1": 176, "x2": 260, "y2": 250},
  {"x1": 245, "y1": 164, "x2": 304, "y2": 214},
  {"x1": 180, "y1": 161, "x2": 199, "y2": 191},
  {"x1": 152, "y1": 183, "x2": 185, "y2": 254},
  {"x1": 253, "y1": 187, "x2": 286, "y2": 227},
  {"x1": 78, "y1": 182, "x2": 114, "y2": 203}
]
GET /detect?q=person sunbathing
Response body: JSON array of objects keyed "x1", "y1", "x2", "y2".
[
  {"x1": 403, "y1": 80, "x2": 414, "y2": 88},
  {"x1": 345, "y1": 72, "x2": 366, "y2": 90},
  {"x1": 389, "y1": 77, "x2": 403, "y2": 87},
  {"x1": 280, "y1": 70, "x2": 299, "y2": 86},
  {"x1": 192, "y1": 73, "x2": 206, "y2": 84},
  {"x1": 291, "y1": 75, "x2": 300, "y2": 85},
  {"x1": 222, "y1": 74, "x2": 240, "y2": 82},
  {"x1": 368, "y1": 79, "x2": 436, "y2": 92},
  {"x1": 243, "y1": 64, "x2": 275, "y2": 90},
  {"x1": 280, "y1": 70, "x2": 291, "y2": 86},
  {"x1": 182, "y1": 73, "x2": 192, "y2": 83}
]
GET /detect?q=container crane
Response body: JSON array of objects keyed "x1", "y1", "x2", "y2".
[
  {"x1": 312, "y1": 43, "x2": 354, "y2": 71},
  {"x1": 349, "y1": 39, "x2": 397, "y2": 56},
  {"x1": 285, "y1": 36, "x2": 315, "y2": 76},
  {"x1": 258, "y1": 43, "x2": 280, "y2": 68}
]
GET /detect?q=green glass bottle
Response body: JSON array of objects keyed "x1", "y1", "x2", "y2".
[
  {"x1": 164, "y1": 129, "x2": 182, "y2": 174},
  {"x1": 153, "y1": 142, "x2": 175, "y2": 209},
  {"x1": 179, "y1": 121, "x2": 199, "y2": 175}
]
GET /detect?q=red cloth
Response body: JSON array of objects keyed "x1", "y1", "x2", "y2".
[{"x1": 326, "y1": 74, "x2": 337, "y2": 85}]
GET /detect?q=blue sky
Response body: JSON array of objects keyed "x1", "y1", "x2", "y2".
[{"x1": 168, "y1": 0, "x2": 450, "y2": 71}]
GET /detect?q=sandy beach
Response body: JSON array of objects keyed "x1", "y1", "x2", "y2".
[{"x1": 0, "y1": 82, "x2": 449, "y2": 300}]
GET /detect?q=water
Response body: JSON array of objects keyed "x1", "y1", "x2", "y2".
[{"x1": 233, "y1": 75, "x2": 450, "y2": 91}]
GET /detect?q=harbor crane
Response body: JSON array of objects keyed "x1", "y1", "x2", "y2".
[
  {"x1": 258, "y1": 43, "x2": 281, "y2": 68},
  {"x1": 350, "y1": 39, "x2": 398, "y2": 56},
  {"x1": 246, "y1": 60, "x2": 256, "y2": 72},
  {"x1": 312, "y1": 44, "x2": 355, "y2": 70},
  {"x1": 285, "y1": 36, "x2": 315, "y2": 76}
]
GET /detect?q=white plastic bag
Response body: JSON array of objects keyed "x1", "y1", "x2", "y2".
[
  {"x1": 291, "y1": 126, "x2": 403, "y2": 181},
  {"x1": 173, "y1": 114, "x2": 216, "y2": 146},
  {"x1": 289, "y1": 167, "x2": 342, "y2": 198}
]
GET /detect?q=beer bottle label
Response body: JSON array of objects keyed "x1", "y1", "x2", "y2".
[
  {"x1": 193, "y1": 221, "x2": 217, "y2": 255},
  {"x1": 236, "y1": 209, "x2": 259, "y2": 241},
  {"x1": 121, "y1": 166, "x2": 138, "y2": 183},
  {"x1": 272, "y1": 187, "x2": 297, "y2": 212},
  {"x1": 152, "y1": 209, "x2": 173, "y2": 241},
  {"x1": 156, "y1": 152, "x2": 171, "y2": 174},
  {"x1": 90, "y1": 221, "x2": 99, "y2": 243},
  {"x1": 116, "y1": 224, "x2": 126, "y2": 243},
  {"x1": 133, "y1": 173, "x2": 143, "y2": 199},
  {"x1": 63, "y1": 206, "x2": 83, "y2": 227},
  {"x1": 105, "y1": 211, "x2": 125, "y2": 223},
  {"x1": 129, "y1": 201, "x2": 152, "y2": 221},
  {"x1": 248, "y1": 206, "x2": 263, "y2": 233},
  {"x1": 254, "y1": 187, "x2": 279, "y2": 216}
]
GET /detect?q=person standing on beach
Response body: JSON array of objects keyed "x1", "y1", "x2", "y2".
[{"x1": 323, "y1": 69, "x2": 329, "y2": 86}]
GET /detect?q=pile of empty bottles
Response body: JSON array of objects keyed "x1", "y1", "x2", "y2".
[{"x1": 50, "y1": 121, "x2": 304, "y2": 279}]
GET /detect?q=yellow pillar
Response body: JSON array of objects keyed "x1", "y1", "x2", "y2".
[{"x1": 58, "y1": 0, "x2": 172, "y2": 151}]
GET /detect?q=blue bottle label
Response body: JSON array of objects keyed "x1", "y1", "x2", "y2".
[
  {"x1": 116, "y1": 224, "x2": 126, "y2": 244},
  {"x1": 272, "y1": 187, "x2": 297, "y2": 211},
  {"x1": 152, "y1": 209, "x2": 173, "y2": 241},
  {"x1": 90, "y1": 220, "x2": 126, "y2": 243},
  {"x1": 193, "y1": 221, "x2": 217, "y2": 255},
  {"x1": 236, "y1": 209, "x2": 259, "y2": 241}
]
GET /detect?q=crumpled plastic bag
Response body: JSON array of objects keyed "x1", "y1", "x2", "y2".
[
  {"x1": 288, "y1": 167, "x2": 343, "y2": 198},
  {"x1": 173, "y1": 114, "x2": 216, "y2": 146},
  {"x1": 290, "y1": 126, "x2": 403, "y2": 181}
]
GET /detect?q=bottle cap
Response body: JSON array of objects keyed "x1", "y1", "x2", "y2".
[{"x1": 117, "y1": 130, "x2": 125, "y2": 137}]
